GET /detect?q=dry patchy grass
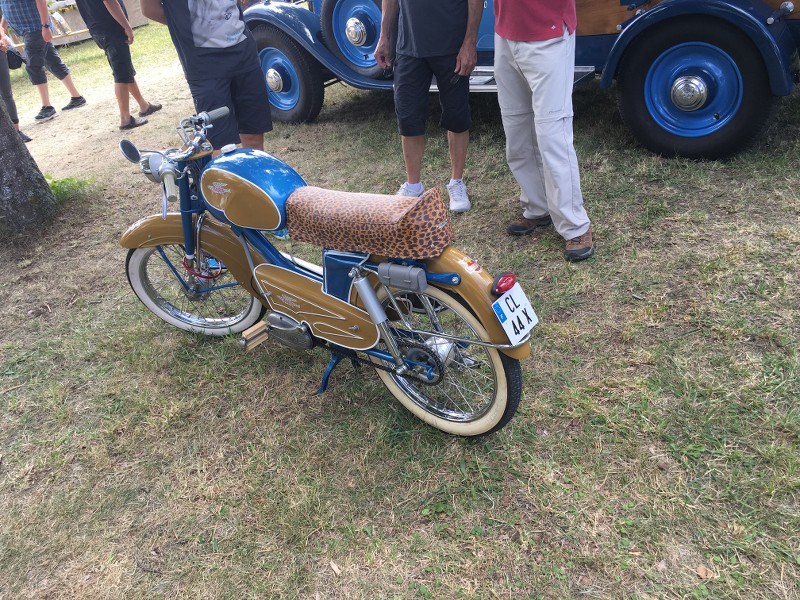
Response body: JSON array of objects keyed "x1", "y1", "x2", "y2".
[{"x1": 1, "y1": 28, "x2": 799, "y2": 600}]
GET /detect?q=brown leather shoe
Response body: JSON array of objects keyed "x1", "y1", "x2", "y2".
[
  {"x1": 564, "y1": 226, "x2": 595, "y2": 262},
  {"x1": 506, "y1": 214, "x2": 553, "y2": 236}
]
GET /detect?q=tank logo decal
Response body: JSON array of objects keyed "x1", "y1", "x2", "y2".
[{"x1": 208, "y1": 181, "x2": 230, "y2": 195}]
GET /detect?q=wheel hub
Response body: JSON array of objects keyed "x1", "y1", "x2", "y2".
[
  {"x1": 266, "y1": 68, "x2": 283, "y2": 93},
  {"x1": 400, "y1": 341, "x2": 445, "y2": 386},
  {"x1": 345, "y1": 17, "x2": 367, "y2": 46},
  {"x1": 670, "y1": 75, "x2": 708, "y2": 112}
]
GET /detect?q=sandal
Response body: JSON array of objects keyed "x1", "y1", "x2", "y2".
[
  {"x1": 139, "y1": 102, "x2": 162, "y2": 117},
  {"x1": 120, "y1": 115, "x2": 148, "y2": 130}
]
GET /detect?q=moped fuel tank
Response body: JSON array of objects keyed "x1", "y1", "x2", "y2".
[{"x1": 201, "y1": 148, "x2": 306, "y2": 231}]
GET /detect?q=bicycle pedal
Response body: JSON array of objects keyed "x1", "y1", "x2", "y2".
[{"x1": 239, "y1": 321, "x2": 268, "y2": 352}]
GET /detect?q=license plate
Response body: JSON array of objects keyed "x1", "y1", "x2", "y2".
[{"x1": 491, "y1": 282, "x2": 538, "y2": 345}]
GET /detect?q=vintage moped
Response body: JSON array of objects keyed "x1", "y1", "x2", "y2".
[{"x1": 119, "y1": 108, "x2": 537, "y2": 436}]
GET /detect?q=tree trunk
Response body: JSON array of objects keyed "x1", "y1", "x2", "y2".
[{"x1": 0, "y1": 98, "x2": 58, "y2": 237}]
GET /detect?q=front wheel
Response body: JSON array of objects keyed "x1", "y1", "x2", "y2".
[
  {"x1": 126, "y1": 245, "x2": 264, "y2": 335},
  {"x1": 616, "y1": 18, "x2": 774, "y2": 159},
  {"x1": 374, "y1": 286, "x2": 522, "y2": 436}
]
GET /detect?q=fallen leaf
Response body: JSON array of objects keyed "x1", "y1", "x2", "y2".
[
  {"x1": 695, "y1": 565, "x2": 718, "y2": 580},
  {"x1": 329, "y1": 561, "x2": 341, "y2": 576}
]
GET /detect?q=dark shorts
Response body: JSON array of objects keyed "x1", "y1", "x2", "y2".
[
  {"x1": 22, "y1": 30, "x2": 70, "y2": 85},
  {"x1": 188, "y1": 64, "x2": 273, "y2": 149},
  {"x1": 392, "y1": 52, "x2": 471, "y2": 137},
  {"x1": 94, "y1": 33, "x2": 135, "y2": 84}
]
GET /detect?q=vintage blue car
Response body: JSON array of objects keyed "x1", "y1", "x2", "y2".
[{"x1": 244, "y1": 0, "x2": 800, "y2": 159}]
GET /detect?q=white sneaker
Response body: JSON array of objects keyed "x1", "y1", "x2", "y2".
[
  {"x1": 396, "y1": 182, "x2": 424, "y2": 197},
  {"x1": 447, "y1": 180, "x2": 471, "y2": 213}
]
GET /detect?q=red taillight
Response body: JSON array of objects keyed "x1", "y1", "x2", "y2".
[{"x1": 491, "y1": 272, "x2": 517, "y2": 296}]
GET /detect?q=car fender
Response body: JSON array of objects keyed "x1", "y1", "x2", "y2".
[
  {"x1": 599, "y1": 0, "x2": 795, "y2": 96},
  {"x1": 244, "y1": 2, "x2": 393, "y2": 91}
]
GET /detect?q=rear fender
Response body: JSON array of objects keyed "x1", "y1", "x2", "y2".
[
  {"x1": 244, "y1": 2, "x2": 393, "y2": 91},
  {"x1": 425, "y1": 247, "x2": 531, "y2": 360},
  {"x1": 119, "y1": 214, "x2": 264, "y2": 301}
]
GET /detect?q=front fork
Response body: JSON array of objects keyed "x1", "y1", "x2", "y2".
[{"x1": 177, "y1": 160, "x2": 217, "y2": 295}]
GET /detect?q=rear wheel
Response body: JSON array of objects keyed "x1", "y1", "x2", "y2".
[
  {"x1": 253, "y1": 24, "x2": 325, "y2": 123},
  {"x1": 126, "y1": 245, "x2": 264, "y2": 335},
  {"x1": 319, "y1": 0, "x2": 387, "y2": 79},
  {"x1": 373, "y1": 286, "x2": 522, "y2": 436},
  {"x1": 616, "y1": 18, "x2": 773, "y2": 159}
]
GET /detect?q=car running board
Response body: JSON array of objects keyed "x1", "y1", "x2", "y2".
[{"x1": 430, "y1": 65, "x2": 596, "y2": 93}]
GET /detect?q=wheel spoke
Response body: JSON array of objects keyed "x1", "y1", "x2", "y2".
[{"x1": 128, "y1": 245, "x2": 260, "y2": 334}]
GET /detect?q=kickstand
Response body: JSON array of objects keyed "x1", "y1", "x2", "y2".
[{"x1": 317, "y1": 351, "x2": 360, "y2": 395}]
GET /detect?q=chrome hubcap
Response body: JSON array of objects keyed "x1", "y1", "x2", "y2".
[
  {"x1": 345, "y1": 17, "x2": 367, "y2": 46},
  {"x1": 266, "y1": 68, "x2": 283, "y2": 92},
  {"x1": 670, "y1": 75, "x2": 708, "y2": 111}
]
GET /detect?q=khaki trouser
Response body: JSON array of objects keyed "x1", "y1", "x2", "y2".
[{"x1": 494, "y1": 28, "x2": 591, "y2": 240}]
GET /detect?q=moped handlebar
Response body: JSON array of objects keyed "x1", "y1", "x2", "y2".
[
  {"x1": 200, "y1": 106, "x2": 230, "y2": 124},
  {"x1": 162, "y1": 169, "x2": 179, "y2": 204}
]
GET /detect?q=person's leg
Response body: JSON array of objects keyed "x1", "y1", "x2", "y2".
[
  {"x1": 393, "y1": 53, "x2": 432, "y2": 190},
  {"x1": 114, "y1": 82, "x2": 131, "y2": 125},
  {"x1": 127, "y1": 80, "x2": 150, "y2": 113},
  {"x1": 188, "y1": 77, "x2": 239, "y2": 153},
  {"x1": 431, "y1": 54, "x2": 471, "y2": 181},
  {"x1": 42, "y1": 42, "x2": 81, "y2": 98},
  {"x1": 230, "y1": 66, "x2": 272, "y2": 152},
  {"x1": 238, "y1": 133, "x2": 264, "y2": 151},
  {"x1": 517, "y1": 31, "x2": 589, "y2": 240},
  {"x1": 59, "y1": 73, "x2": 80, "y2": 98},
  {"x1": 399, "y1": 135, "x2": 425, "y2": 184},
  {"x1": 34, "y1": 82, "x2": 51, "y2": 106},
  {"x1": 446, "y1": 130, "x2": 468, "y2": 180},
  {"x1": 22, "y1": 31, "x2": 54, "y2": 112},
  {"x1": 494, "y1": 34, "x2": 549, "y2": 220},
  {"x1": 101, "y1": 37, "x2": 143, "y2": 126}
]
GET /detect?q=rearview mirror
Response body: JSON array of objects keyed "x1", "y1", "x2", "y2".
[{"x1": 119, "y1": 139, "x2": 141, "y2": 163}]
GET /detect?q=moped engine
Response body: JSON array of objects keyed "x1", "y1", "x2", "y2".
[{"x1": 266, "y1": 312, "x2": 314, "y2": 350}]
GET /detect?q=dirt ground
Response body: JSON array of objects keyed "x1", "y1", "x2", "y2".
[{"x1": 24, "y1": 58, "x2": 195, "y2": 186}]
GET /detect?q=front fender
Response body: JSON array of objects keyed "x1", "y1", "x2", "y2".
[
  {"x1": 119, "y1": 214, "x2": 265, "y2": 301},
  {"x1": 426, "y1": 247, "x2": 532, "y2": 360},
  {"x1": 599, "y1": 0, "x2": 795, "y2": 96},
  {"x1": 244, "y1": 2, "x2": 393, "y2": 91}
]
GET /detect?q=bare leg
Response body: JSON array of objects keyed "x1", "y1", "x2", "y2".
[
  {"x1": 238, "y1": 133, "x2": 264, "y2": 151},
  {"x1": 447, "y1": 130, "x2": 469, "y2": 180},
  {"x1": 114, "y1": 82, "x2": 131, "y2": 125},
  {"x1": 35, "y1": 82, "x2": 51, "y2": 106},
  {"x1": 400, "y1": 134, "x2": 425, "y2": 184},
  {"x1": 60, "y1": 73, "x2": 80, "y2": 98},
  {"x1": 128, "y1": 80, "x2": 150, "y2": 113}
]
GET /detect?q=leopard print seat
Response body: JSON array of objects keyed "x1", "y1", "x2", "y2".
[{"x1": 286, "y1": 186, "x2": 453, "y2": 259}]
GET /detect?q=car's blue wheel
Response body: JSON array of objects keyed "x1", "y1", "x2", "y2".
[
  {"x1": 253, "y1": 25, "x2": 324, "y2": 123},
  {"x1": 644, "y1": 42, "x2": 743, "y2": 139},
  {"x1": 320, "y1": 0, "x2": 388, "y2": 79},
  {"x1": 617, "y1": 18, "x2": 773, "y2": 159}
]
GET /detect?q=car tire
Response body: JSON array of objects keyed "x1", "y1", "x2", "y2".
[
  {"x1": 253, "y1": 24, "x2": 325, "y2": 123},
  {"x1": 616, "y1": 17, "x2": 774, "y2": 159}
]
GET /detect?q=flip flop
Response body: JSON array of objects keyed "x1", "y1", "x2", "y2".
[
  {"x1": 139, "y1": 103, "x2": 162, "y2": 117},
  {"x1": 120, "y1": 115, "x2": 148, "y2": 130}
]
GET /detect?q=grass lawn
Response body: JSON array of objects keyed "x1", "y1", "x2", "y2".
[{"x1": 1, "y1": 23, "x2": 798, "y2": 600}]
